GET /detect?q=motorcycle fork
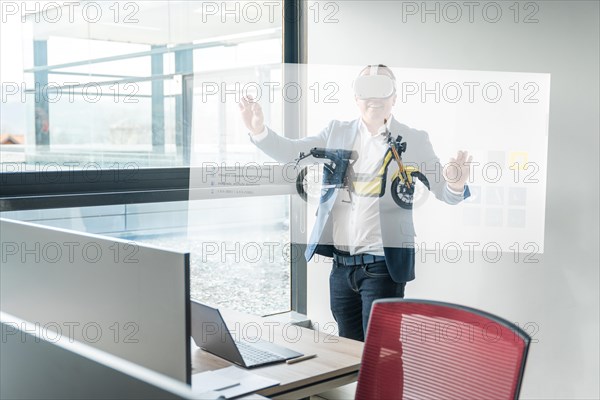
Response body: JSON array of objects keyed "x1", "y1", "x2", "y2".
[{"x1": 390, "y1": 145, "x2": 412, "y2": 190}]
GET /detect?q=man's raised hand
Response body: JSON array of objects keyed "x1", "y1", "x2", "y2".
[
  {"x1": 444, "y1": 150, "x2": 473, "y2": 192},
  {"x1": 238, "y1": 96, "x2": 265, "y2": 135}
]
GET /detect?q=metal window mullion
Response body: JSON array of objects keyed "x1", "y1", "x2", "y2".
[
  {"x1": 284, "y1": 0, "x2": 308, "y2": 314},
  {"x1": 33, "y1": 40, "x2": 49, "y2": 147},
  {"x1": 151, "y1": 45, "x2": 166, "y2": 153},
  {"x1": 175, "y1": 47, "x2": 194, "y2": 165}
]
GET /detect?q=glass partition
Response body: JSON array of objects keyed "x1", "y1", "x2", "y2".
[{"x1": 0, "y1": 195, "x2": 291, "y2": 316}]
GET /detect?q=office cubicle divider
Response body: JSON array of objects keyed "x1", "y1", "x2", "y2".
[
  {"x1": 0, "y1": 218, "x2": 191, "y2": 384},
  {"x1": 0, "y1": 312, "x2": 202, "y2": 399}
]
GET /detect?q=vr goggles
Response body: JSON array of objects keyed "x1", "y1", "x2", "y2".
[{"x1": 353, "y1": 74, "x2": 396, "y2": 100}]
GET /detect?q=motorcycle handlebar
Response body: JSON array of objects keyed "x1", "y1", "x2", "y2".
[{"x1": 309, "y1": 148, "x2": 358, "y2": 161}]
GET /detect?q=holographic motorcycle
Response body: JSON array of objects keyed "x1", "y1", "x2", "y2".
[{"x1": 294, "y1": 122, "x2": 430, "y2": 209}]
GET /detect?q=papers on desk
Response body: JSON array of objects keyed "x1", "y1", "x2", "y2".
[{"x1": 192, "y1": 366, "x2": 279, "y2": 399}]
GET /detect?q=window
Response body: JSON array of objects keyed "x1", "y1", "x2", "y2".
[
  {"x1": 0, "y1": 0, "x2": 302, "y2": 315},
  {"x1": 1, "y1": 1, "x2": 283, "y2": 169}
]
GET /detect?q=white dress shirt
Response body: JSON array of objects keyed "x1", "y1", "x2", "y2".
[{"x1": 331, "y1": 118, "x2": 390, "y2": 256}]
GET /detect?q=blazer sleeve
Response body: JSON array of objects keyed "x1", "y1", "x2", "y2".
[{"x1": 248, "y1": 121, "x2": 332, "y2": 164}]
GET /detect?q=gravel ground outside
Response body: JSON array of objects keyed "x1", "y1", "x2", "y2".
[{"x1": 136, "y1": 228, "x2": 291, "y2": 316}]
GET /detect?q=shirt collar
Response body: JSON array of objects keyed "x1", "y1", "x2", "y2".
[{"x1": 359, "y1": 115, "x2": 393, "y2": 139}]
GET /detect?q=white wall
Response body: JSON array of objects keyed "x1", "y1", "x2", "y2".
[{"x1": 306, "y1": 1, "x2": 599, "y2": 399}]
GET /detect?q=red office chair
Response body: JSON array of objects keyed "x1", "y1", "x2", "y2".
[{"x1": 355, "y1": 299, "x2": 531, "y2": 400}]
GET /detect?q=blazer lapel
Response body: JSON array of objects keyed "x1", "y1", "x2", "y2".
[
  {"x1": 305, "y1": 119, "x2": 360, "y2": 261},
  {"x1": 341, "y1": 119, "x2": 360, "y2": 150}
]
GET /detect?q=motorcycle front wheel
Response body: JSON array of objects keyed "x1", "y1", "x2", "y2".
[{"x1": 391, "y1": 171, "x2": 431, "y2": 209}]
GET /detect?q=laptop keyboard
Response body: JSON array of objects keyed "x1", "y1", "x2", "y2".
[{"x1": 235, "y1": 340, "x2": 284, "y2": 365}]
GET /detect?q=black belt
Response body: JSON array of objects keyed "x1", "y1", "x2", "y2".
[{"x1": 333, "y1": 250, "x2": 386, "y2": 267}]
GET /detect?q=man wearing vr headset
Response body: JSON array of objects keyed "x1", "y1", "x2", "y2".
[{"x1": 239, "y1": 65, "x2": 471, "y2": 341}]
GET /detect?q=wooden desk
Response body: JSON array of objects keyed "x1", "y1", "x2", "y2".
[{"x1": 191, "y1": 311, "x2": 363, "y2": 399}]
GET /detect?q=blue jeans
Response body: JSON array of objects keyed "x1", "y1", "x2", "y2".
[{"x1": 329, "y1": 259, "x2": 406, "y2": 342}]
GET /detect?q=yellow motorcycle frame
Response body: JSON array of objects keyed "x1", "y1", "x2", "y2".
[
  {"x1": 295, "y1": 121, "x2": 430, "y2": 209},
  {"x1": 350, "y1": 125, "x2": 430, "y2": 209}
]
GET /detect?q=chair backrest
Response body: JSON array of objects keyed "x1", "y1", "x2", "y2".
[{"x1": 355, "y1": 299, "x2": 531, "y2": 400}]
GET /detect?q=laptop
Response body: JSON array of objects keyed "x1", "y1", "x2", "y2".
[{"x1": 190, "y1": 300, "x2": 303, "y2": 368}]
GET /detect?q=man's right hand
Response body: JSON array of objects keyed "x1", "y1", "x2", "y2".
[{"x1": 238, "y1": 96, "x2": 265, "y2": 135}]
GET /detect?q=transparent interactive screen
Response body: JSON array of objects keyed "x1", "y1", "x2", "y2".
[{"x1": 188, "y1": 63, "x2": 550, "y2": 255}]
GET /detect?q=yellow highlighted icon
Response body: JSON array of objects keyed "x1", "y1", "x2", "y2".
[{"x1": 509, "y1": 151, "x2": 529, "y2": 170}]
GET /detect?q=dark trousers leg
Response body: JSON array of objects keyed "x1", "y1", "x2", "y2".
[
  {"x1": 329, "y1": 261, "x2": 365, "y2": 341},
  {"x1": 329, "y1": 260, "x2": 406, "y2": 342},
  {"x1": 356, "y1": 261, "x2": 406, "y2": 337}
]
